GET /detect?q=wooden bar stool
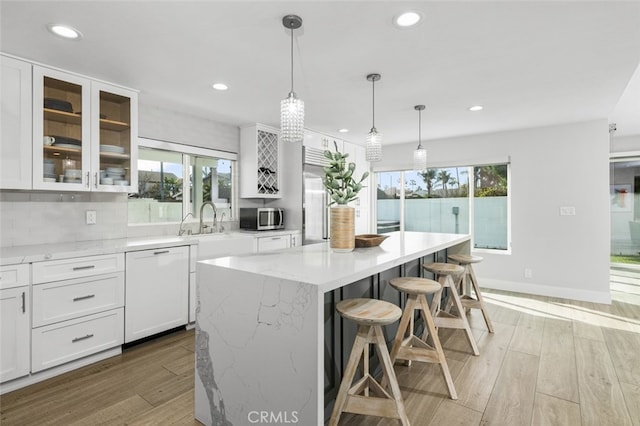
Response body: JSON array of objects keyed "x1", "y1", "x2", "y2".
[
  {"x1": 387, "y1": 277, "x2": 457, "y2": 400},
  {"x1": 423, "y1": 263, "x2": 480, "y2": 356},
  {"x1": 329, "y1": 298, "x2": 410, "y2": 426},
  {"x1": 448, "y1": 254, "x2": 494, "y2": 333}
]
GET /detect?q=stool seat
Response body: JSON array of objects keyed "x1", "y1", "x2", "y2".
[
  {"x1": 448, "y1": 254, "x2": 483, "y2": 264},
  {"x1": 336, "y1": 298, "x2": 402, "y2": 326},
  {"x1": 389, "y1": 277, "x2": 441, "y2": 295},
  {"x1": 423, "y1": 262, "x2": 464, "y2": 276}
]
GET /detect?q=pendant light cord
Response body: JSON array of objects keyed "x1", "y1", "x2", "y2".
[
  {"x1": 290, "y1": 25, "x2": 294, "y2": 93},
  {"x1": 372, "y1": 78, "x2": 376, "y2": 129},
  {"x1": 418, "y1": 108, "x2": 422, "y2": 148}
]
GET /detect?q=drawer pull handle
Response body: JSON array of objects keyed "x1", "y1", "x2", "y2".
[
  {"x1": 72, "y1": 265, "x2": 96, "y2": 271},
  {"x1": 271, "y1": 237, "x2": 281, "y2": 240},
  {"x1": 73, "y1": 294, "x2": 96, "y2": 302},
  {"x1": 72, "y1": 334, "x2": 94, "y2": 343},
  {"x1": 154, "y1": 250, "x2": 170, "y2": 255},
  {"x1": 21, "y1": 291, "x2": 25, "y2": 313}
]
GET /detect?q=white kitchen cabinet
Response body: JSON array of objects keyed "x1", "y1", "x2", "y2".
[
  {"x1": 189, "y1": 245, "x2": 197, "y2": 324},
  {"x1": 256, "y1": 234, "x2": 291, "y2": 252},
  {"x1": 0, "y1": 264, "x2": 30, "y2": 383},
  {"x1": 31, "y1": 308, "x2": 124, "y2": 373},
  {"x1": 30, "y1": 253, "x2": 125, "y2": 373},
  {"x1": 343, "y1": 141, "x2": 371, "y2": 234},
  {"x1": 125, "y1": 246, "x2": 189, "y2": 343},
  {"x1": 0, "y1": 55, "x2": 32, "y2": 190},
  {"x1": 303, "y1": 129, "x2": 343, "y2": 153},
  {"x1": 240, "y1": 124, "x2": 282, "y2": 198},
  {"x1": 32, "y1": 65, "x2": 138, "y2": 193}
]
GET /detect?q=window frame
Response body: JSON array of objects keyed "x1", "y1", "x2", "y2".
[
  {"x1": 374, "y1": 162, "x2": 511, "y2": 254},
  {"x1": 132, "y1": 137, "x2": 238, "y2": 224}
]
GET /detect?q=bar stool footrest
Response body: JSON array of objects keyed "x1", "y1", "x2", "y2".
[
  {"x1": 343, "y1": 395, "x2": 404, "y2": 419},
  {"x1": 349, "y1": 374, "x2": 390, "y2": 399}
]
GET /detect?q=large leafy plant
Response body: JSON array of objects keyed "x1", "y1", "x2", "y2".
[{"x1": 323, "y1": 141, "x2": 369, "y2": 205}]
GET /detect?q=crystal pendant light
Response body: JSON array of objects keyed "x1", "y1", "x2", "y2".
[
  {"x1": 413, "y1": 105, "x2": 427, "y2": 171},
  {"x1": 280, "y1": 15, "x2": 304, "y2": 143},
  {"x1": 366, "y1": 73, "x2": 382, "y2": 162}
]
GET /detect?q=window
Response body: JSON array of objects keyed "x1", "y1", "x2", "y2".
[
  {"x1": 129, "y1": 138, "x2": 237, "y2": 224},
  {"x1": 376, "y1": 163, "x2": 510, "y2": 251}
]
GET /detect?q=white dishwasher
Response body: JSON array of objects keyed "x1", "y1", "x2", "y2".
[{"x1": 125, "y1": 246, "x2": 189, "y2": 343}]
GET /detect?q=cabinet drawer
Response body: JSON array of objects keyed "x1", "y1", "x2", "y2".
[
  {"x1": 0, "y1": 264, "x2": 29, "y2": 290},
  {"x1": 31, "y1": 308, "x2": 124, "y2": 373},
  {"x1": 32, "y1": 272, "x2": 124, "y2": 327},
  {"x1": 257, "y1": 235, "x2": 290, "y2": 252},
  {"x1": 32, "y1": 253, "x2": 124, "y2": 284}
]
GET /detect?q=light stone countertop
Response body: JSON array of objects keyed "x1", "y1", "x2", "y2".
[
  {"x1": 0, "y1": 229, "x2": 302, "y2": 266},
  {"x1": 199, "y1": 231, "x2": 470, "y2": 293}
]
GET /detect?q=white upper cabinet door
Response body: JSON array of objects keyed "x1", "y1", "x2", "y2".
[
  {"x1": 0, "y1": 55, "x2": 32, "y2": 190},
  {"x1": 90, "y1": 81, "x2": 138, "y2": 193},
  {"x1": 240, "y1": 124, "x2": 282, "y2": 198},
  {"x1": 32, "y1": 65, "x2": 91, "y2": 191}
]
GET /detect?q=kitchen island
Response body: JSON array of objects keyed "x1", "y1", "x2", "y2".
[{"x1": 195, "y1": 231, "x2": 470, "y2": 426}]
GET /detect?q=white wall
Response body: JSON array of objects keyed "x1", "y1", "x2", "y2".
[
  {"x1": 611, "y1": 134, "x2": 640, "y2": 154},
  {"x1": 376, "y1": 120, "x2": 611, "y2": 303}
]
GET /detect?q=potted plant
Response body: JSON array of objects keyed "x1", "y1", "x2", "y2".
[{"x1": 323, "y1": 141, "x2": 369, "y2": 252}]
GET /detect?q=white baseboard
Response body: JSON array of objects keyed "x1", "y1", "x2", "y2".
[{"x1": 479, "y1": 278, "x2": 612, "y2": 305}]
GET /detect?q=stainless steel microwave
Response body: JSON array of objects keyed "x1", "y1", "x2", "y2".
[{"x1": 239, "y1": 208, "x2": 285, "y2": 231}]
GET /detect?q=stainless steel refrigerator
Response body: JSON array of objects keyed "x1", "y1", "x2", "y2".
[{"x1": 303, "y1": 147, "x2": 331, "y2": 245}]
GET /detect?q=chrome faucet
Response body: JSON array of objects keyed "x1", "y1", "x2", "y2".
[
  {"x1": 178, "y1": 212, "x2": 194, "y2": 236},
  {"x1": 199, "y1": 202, "x2": 217, "y2": 234}
]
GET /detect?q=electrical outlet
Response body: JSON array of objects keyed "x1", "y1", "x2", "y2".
[
  {"x1": 559, "y1": 206, "x2": 576, "y2": 216},
  {"x1": 524, "y1": 268, "x2": 533, "y2": 279},
  {"x1": 86, "y1": 210, "x2": 97, "y2": 225}
]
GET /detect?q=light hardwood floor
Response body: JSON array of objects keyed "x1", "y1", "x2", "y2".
[{"x1": 2, "y1": 270, "x2": 639, "y2": 425}]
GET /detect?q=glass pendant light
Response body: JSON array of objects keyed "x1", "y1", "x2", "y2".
[
  {"x1": 366, "y1": 73, "x2": 382, "y2": 162},
  {"x1": 280, "y1": 15, "x2": 304, "y2": 143},
  {"x1": 413, "y1": 105, "x2": 427, "y2": 171}
]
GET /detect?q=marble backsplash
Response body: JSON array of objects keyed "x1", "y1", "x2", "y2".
[{"x1": 0, "y1": 191, "x2": 238, "y2": 247}]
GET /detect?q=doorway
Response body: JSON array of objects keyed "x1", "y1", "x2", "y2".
[{"x1": 610, "y1": 155, "x2": 640, "y2": 267}]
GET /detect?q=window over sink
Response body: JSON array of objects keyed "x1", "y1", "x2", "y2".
[{"x1": 128, "y1": 138, "x2": 237, "y2": 224}]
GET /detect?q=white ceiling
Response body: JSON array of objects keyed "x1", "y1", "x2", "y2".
[{"x1": 2, "y1": 1, "x2": 639, "y2": 145}]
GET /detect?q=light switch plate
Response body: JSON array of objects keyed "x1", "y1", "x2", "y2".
[
  {"x1": 86, "y1": 210, "x2": 97, "y2": 225},
  {"x1": 559, "y1": 206, "x2": 576, "y2": 216}
]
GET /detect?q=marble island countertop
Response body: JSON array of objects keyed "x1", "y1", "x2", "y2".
[{"x1": 200, "y1": 231, "x2": 470, "y2": 292}]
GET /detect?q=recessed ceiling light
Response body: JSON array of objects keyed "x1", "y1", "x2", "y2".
[
  {"x1": 394, "y1": 11, "x2": 422, "y2": 28},
  {"x1": 211, "y1": 83, "x2": 228, "y2": 91},
  {"x1": 338, "y1": 128, "x2": 349, "y2": 133},
  {"x1": 468, "y1": 105, "x2": 484, "y2": 112},
  {"x1": 47, "y1": 24, "x2": 82, "y2": 40}
]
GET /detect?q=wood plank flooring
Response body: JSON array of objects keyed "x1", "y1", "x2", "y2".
[{"x1": 1, "y1": 268, "x2": 639, "y2": 425}]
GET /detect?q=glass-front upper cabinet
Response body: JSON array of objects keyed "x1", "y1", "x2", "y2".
[
  {"x1": 32, "y1": 66, "x2": 91, "y2": 191},
  {"x1": 91, "y1": 81, "x2": 138, "y2": 193},
  {"x1": 32, "y1": 65, "x2": 138, "y2": 192}
]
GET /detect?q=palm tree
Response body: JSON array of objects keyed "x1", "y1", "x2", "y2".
[
  {"x1": 419, "y1": 169, "x2": 437, "y2": 197},
  {"x1": 437, "y1": 170, "x2": 452, "y2": 197}
]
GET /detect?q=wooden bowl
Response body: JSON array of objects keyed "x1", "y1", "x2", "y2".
[{"x1": 354, "y1": 234, "x2": 389, "y2": 248}]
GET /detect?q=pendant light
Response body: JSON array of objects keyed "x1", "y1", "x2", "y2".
[
  {"x1": 280, "y1": 15, "x2": 304, "y2": 143},
  {"x1": 366, "y1": 73, "x2": 382, "y2": 162},
  {"x1": 413, "y1": 105, "x2": 427, "y2": 171}
]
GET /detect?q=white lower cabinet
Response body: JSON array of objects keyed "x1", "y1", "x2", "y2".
[
  {"x1": 31, "y1": 308, "x2": 124, "y2": 373},
  {"x1": 0, "y1": 263, "x2": 30, "y2": 383},
  {"x1": 257, "y1": 235, "x2": 291, "y2": 252},
  {"x1": 125, "y1": 246, "x2": 189, "y2": 343},
  {"x1": 30, "y1": 253, "x2": 125, "y2": 374}
]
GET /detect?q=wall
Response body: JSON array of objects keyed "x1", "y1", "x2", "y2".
[
  {"x1": 611, "y1": 134, "x2": 640, "y2": 154},
  {"x1": 375, "y1": 120, "x2": 612, "y2": 303},
  {"x1": 0, "y1": 96, "x2": 241, "y2": 247}
]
